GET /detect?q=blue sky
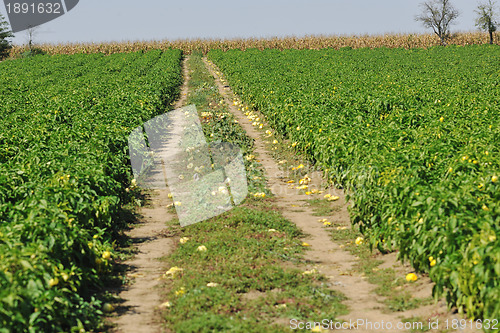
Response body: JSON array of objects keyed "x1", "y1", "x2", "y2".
[{"x1": 1, "y1": 0, "x2": 484, "y2": 45}]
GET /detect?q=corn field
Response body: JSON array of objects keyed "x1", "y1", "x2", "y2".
[{"x1": 9, "y1": 32, "x2": 500, "y2": 57}]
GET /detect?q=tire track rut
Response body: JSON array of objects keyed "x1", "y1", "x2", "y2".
[{"x1": 110, "y1": 57, "x2": 190, "y2": 333}]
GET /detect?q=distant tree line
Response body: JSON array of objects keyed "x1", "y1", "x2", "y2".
[
  {"x1": 416, "y1": 0, "x2": 499, "y2": 45},
  {"x1": 0, "y1": 1, "x2": 499, "y2": 60}
]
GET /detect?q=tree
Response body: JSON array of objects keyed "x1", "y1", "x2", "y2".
[
  {"x1": 415, "y1": 0, "x2": 460, "y2": 46},
  {"x1": 22, "y1": 26, "x2": 45, "y2": 57},
  {"x1": 0, "y1": 13, "x2": 14, "y2": 59},
  {"x1": 27, "y1": 26, "x2": 36, "y2": 52},
  {"x1": 475, "y1": 0, "x2": 498, "y2": 44}
]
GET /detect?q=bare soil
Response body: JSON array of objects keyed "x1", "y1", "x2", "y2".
[{"x1": 108, "y1": 57, "x2": 190, "y2": 333}]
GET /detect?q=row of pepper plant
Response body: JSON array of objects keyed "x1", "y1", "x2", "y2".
[
  {"x1": 0, "y1": 49, "x2": 182, "y2": 332},
  {"x1": 208, "y1": 45, "x2": 499, "y2": 322}
]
